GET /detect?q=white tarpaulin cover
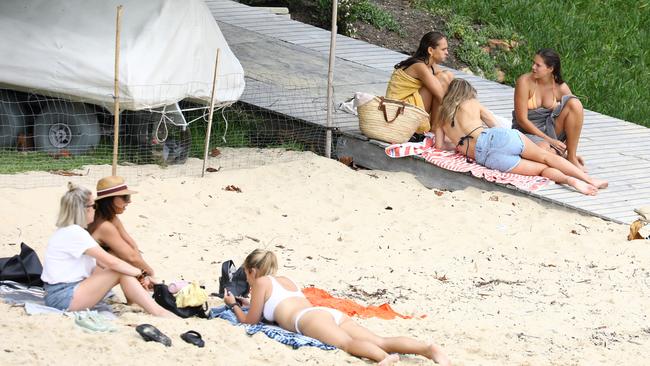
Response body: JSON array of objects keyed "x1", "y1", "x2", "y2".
[{"x1": 0, "y1": 0, "x2": 245, "y2": 111}]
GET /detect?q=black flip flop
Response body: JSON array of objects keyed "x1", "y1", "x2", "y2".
[
  {"x1": 180, "y1": 330, "x2": 205, "y2": 348},
  {"x1": 136, "y1": 324, "x2": 172, "y2": 347}
]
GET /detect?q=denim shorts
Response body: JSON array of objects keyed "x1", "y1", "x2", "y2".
[
  {"x1": 44, "y1": 281, "x2": 82, "y2": 311},
  {"x1": 474, "y1": 128, "x2": 524, "y2": 172}
]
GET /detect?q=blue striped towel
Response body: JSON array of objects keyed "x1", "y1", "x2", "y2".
[{"x1": 209, "y1": 306, "x2": 336, "y2": 350}]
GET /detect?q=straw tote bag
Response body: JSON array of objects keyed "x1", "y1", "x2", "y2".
[{"x1": 358, "y1": 96, "x2": 429, "y2": 144}]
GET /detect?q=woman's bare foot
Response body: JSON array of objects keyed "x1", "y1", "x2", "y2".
[
  {"x1": 378, "y1": 354, "x2": 399, "y2": 366},
  {"x1": 567, "y1": 177, "x2": 598, "y2": 195},
  {"x1": 590, "y1": 178, "x2": 608, "y2": 189},
  {"x1": 425, "y1": 343, "x2": 451, "y2": 366}
]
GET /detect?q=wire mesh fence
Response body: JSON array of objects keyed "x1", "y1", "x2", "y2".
[{"x1": 0, "y1": 73, "x2": 353, "y2": 188}]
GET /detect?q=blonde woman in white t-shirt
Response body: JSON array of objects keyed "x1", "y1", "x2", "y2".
[{"x1": 41, "y1": 183, "x2": 176, "y2": 318}]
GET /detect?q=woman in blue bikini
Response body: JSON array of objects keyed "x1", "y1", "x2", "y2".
[
  {"x1": 434, "y1": 79, "x2": 607, "y2": 195},
  {"x1": 223, "y1": 249, "x2": 450, "y2": 366}
]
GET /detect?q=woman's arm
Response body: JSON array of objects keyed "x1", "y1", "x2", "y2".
[
  {"x1": 225, "y1": 276, "x2": 268, "y2": 324},
  {"x1": 412, "y1": 63, "x2": 445, "y2": 104},
  {"x1": 434, "y1": 124, "x2": 447, "y2": 150},
  {"x1": 112, "y1": 217, "x2": 139, "y2": 250},
  {"x1": 85, "y1": 246, "x2": 142, "y2": 277},
  {"x1": 479, "y1": 104, "x2": 497, "y2": 128},
  {"x1": 92, "y1": 221, "x2": 155, "y2": 276},
  {"x1": 558, "y1": 82, "x2": 572, "y2": 97}
]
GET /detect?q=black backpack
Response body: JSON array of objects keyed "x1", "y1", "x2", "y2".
[
  {"x1": 217, "y1": 260, "x2": 249, "y2": 298},
  {"x1": 0, "y1": 243, "x2": 44, "y2": 287}
]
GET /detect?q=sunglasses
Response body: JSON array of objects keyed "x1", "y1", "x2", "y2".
[{"x1": 120, "y1": 194, "x2": 131, "y2": 202}]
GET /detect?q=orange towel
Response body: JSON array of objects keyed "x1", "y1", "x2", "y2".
[{"x1": 302, "y1": 287, "x2": 425, "y2": 320}]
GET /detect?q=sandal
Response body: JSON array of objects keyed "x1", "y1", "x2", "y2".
[
  {"x1": 74, "y1": 310, "x2": 117, "y2": 332},
  {"x1": 180, "y1": 330, "x2": 205, "y2": 348},
  {"x1": 136, "y1": 324, "x2": 172, "y2": 347}
]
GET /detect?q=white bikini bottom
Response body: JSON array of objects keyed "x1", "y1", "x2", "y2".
[{"x1": 294, "y1": 306, "x2": 344, "y2": 335}]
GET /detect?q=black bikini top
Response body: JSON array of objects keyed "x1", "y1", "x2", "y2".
[{"x1": 456, "y1": 125, "x2": 486, "y2": 163}]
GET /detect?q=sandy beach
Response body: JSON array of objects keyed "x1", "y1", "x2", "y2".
[{"x1": 1, "y1": 149, "x2": 648, "y2": 365}]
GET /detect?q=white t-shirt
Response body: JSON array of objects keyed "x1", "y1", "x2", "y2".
[{"x1": 41, "y1": 225, "x2": 99, "y2": 284}]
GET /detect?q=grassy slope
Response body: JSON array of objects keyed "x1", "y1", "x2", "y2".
[{"x1": 427, "y1": 0, "x2": 649, "y2": 126}]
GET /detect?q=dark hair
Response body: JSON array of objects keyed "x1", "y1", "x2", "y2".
[
  {"x1": 395, "y1": 31, "x2": 446, "y2": 70},
  {"x1": 94, "y1": 196, "x2": 118, "y2": 221},
  {"x1": 536, "y1": 48, "x2": 564, "y2": 84}
]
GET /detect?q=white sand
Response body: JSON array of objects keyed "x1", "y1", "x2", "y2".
[{"x1": 1, "y1": 149, "x2": 648, "y2": 365}]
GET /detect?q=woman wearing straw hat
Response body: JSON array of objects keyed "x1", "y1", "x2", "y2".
[
  {"x1": 88, "y1": 176, "x2": 156, "y2": 288},
  {"x1": 41, "y1": 182, "x2": 176, "y2": 317}
]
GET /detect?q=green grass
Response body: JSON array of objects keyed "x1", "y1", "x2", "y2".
[
  {"x1": 418, "y1": 0, "x2": 650, "y2": 127},
  {"x1": 313, "y1": 0, "x2": 402, "y2": 36},
  {"x1": 350, "y1": 0, "x2": 402, "y2": 34},
  {"x1": 0, "y1": 145, "x2": 113, "y2": 174},
  {"x1": 0, "y1": 104, "x2": 308, "y2": 174}
]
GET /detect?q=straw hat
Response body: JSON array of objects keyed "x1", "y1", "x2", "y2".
[{"x1": 96, "y1": 176, "x2": 137, "y2": 200}]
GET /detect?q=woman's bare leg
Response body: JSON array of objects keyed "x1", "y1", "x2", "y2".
[
  {"x1": 437, "y1": 70, "x2": 454, "y2": 89},
  {"x1": 510, "y1": 158, "x2": 597, "y2": 195},
  {"x1": 554, "y1": 98, "x2": 585, "y2": 170},
  {"x1": 70, "y1": 267, "x2": 176, "y2": 317},
  {"x1": 119, "y1": 276, "x2": 177, "y2": 318},
  {"x1": 340, "y1": 320, "x2": 451, "y2": 365},
  {"x1": 418, "y1": 71, "x2": 453, "y2": 133},
  {"x1": 69, "y1": 267, "x2": 121, "y2": 311},
  {"x1": 518, "y1": 133, "x2": 607, "y2": 189},
  {"x1": 419, "y1": 86, "x2": 436, "y2": 131},
  {"x1": 299, "y1": 311, "x2": 394, "y2": 364}
]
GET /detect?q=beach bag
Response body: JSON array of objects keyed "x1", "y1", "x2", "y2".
[
  {"x1": 175, "y1": 282, "x2": 209, "y2": 308},
  {"x1": 153, "y1": 283, "x2": 208, "y2": 319},
  {"x1": 0, "y1": 242, "x2": 44, "y2": 287},
  {"x1": 357, "y1": 95, "x2": 429, "y2": 144},
  {"x1": 217, "y1": 260, "x2": 249, "y2": 298}
]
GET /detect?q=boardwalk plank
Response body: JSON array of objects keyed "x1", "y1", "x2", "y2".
[{"x1": 210, "y1": 0, "x2": 650, "y2": 224}]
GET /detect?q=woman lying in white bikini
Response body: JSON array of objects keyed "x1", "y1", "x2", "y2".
[{"x1": 223, "y1": 249, "x2": 451, "y2": 366}]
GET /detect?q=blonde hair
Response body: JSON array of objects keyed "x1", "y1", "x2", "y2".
[
  {"x1": 437, "y1": 79, "x2": 477, "y2": 128},
  {"x1": 56, "y1": 182, "x2": 92, "y2": 228},
  {"x1": 243, "y1": 249, "x2": 278, "y2": 277}
]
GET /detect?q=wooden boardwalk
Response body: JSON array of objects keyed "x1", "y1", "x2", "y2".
[{"x1": 206, "y1": 0, "x2": 650, "y2": 224}]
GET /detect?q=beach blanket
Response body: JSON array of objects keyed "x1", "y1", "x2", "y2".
[
  {"x1": 0, "y1": 280, "x2": 114, "y2": 316},
  {"x1": 0, "y1": 280, "x2": 45, "y2": 304},
  {"x1": 303, "y1": 287, "x2": 422, "y2": 320},
  {"x1": 385, "y1": 132, "x2": 551, "y2": 192},
  {"x1": 209, "y1": 306, "x2": 336, "y2": 350}
]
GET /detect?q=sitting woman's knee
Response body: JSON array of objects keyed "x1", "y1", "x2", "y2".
[
  {"x1": 439, "y1": 70, "x2": 454, "y2": 85},
  {"x1": 567, "y1": 97, "x2": 583, "y2": 111}
]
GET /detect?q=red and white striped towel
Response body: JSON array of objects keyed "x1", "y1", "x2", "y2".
[{"x1": 385, "y1": 133, "x2": 551, "y2": 192}]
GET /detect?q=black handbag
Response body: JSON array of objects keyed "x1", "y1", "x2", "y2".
[
  {"x1": 217, "y1": 260, "x2": 249, "y2": 298},
  {"x1": 0, "y1": 242, "x2": 44, "y2": 287},
  {"x1": 152, "y1": 283, "x2": 207, "y2": 319}
]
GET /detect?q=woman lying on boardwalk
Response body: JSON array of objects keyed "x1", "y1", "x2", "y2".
[
  {"x1": 386, "y1": 31, "x2": 454, "y2": 138},
  {"x1": 223, "y1": 249, "x2": 451, "y2": 366},
  {"x1": 512, "y1": 48, "x2": 586, "y2": 171},
  {"x1": 434, "y1": 79, "x2": 607, "y2": 195}
]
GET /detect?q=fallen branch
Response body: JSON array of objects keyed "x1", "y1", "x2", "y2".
[{"x1": 475, "y1": 279, "x2": 525, "y2": 287}]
